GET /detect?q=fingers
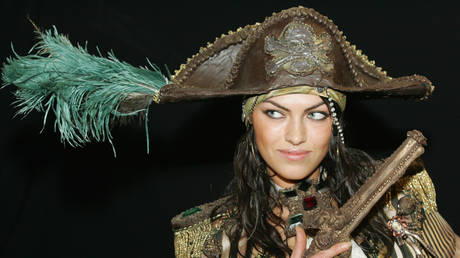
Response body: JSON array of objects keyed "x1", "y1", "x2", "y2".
[
  {"x1": 289, "y1": 225, "x2": 351, "y2": 258},
  {"x1": 311, "y1": 242, "x2": 351, "y2": 258},
  {"x1": 291, "y1": 226, "x2": 307, "y2": 258}
]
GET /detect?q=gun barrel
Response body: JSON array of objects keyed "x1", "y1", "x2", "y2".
[{"x1": 338, "y1": 130, "x2": 426, "y2": 236}]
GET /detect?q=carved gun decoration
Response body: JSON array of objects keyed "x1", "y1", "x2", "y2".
[{"x1": 279, "y1": 130, "x2": 428, "y2": 257}]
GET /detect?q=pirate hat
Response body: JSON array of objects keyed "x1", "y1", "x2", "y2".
[{"x1": 1, "y1": 6, "x2": 433, "y2": 151}]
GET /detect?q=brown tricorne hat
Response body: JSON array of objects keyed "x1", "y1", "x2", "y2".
[
  {"x1": 158, "y1": 6, "x2": 434, "y2": 103},
  {"x1": 1, "y1": 6, "x2": 434, "y2": 152}
]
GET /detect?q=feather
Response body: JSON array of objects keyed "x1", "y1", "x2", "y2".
[{"x1": 1, "y1": 26, "x2": 168, "y2": 155}]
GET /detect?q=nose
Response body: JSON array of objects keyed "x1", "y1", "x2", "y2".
[{"x1": 285, "y1": 117, "x2": 307, "y2": 145}]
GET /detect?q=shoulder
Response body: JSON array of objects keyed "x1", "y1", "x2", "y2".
[
  {"x1": 391, "y1": 159, "x2": 437, "y2": 214},
  {"x1": 380, "y1": 159, "x2": 456, "y2": 257},
  {"x1": 171, "y1": 197, "x2": 233, "y2": 258},
  {"x1": 171, "y1": 197, "x2": 232, "y2": 232}
]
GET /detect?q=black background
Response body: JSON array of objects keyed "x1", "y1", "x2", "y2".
[{"x1": 0, "y1": 0, "x2": 458, "y2": 257}]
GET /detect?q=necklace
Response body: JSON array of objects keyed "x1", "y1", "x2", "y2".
[{"x1": 278, "y1": 176, "x2": 336, "y2": 239}]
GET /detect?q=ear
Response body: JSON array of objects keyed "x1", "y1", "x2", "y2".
[{"x1": 248, "y1": 113, "x2": 254, "y2": 125}]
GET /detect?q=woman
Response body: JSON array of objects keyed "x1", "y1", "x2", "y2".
[
  {"x1": 172, "y1": 91, "x2": 458, "y2": 257},
  {"x1": 167, "y1": 7, "x2": 459, "y2": 258},
  {"x1": 1, "y1": 5, "x2": 457, "y2": 258}
]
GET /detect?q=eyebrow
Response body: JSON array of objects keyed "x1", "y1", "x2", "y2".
[{"x1": 264, "y1": 100, "x2": 326, "y2": 112}]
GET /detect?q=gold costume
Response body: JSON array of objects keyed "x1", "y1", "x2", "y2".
[{"x1": 172, "y1": 167, "x2": 455, "y2": 257}]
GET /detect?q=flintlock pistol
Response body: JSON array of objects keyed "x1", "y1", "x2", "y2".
[{"x1": 280, "y1": 130, "x2": 428, "y2": 257}]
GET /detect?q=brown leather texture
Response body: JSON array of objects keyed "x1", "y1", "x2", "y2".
[{"x1": 159, "y1": 6, "x2": 433, "y2": 103}]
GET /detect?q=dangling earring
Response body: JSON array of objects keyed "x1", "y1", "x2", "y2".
[
  {"x1": 320, "y1": 166, "x2": 328, "y2": 181},
  {"x1": 249, "y1": 139, "x2": 257, "y2": 160},
  {"x1": 326, "y1": 88, "x2": 345, "y2": 144},
  {"x1": 248, "y1": 127, "x2": 257, "y2": 160}
]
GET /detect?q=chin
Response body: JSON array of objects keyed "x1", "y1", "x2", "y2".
[
  {"x1": 272, "y1": 165, "x2": 315, "y2": 181},
  {"x1": 286, "y1": 172, "x2": 311, "y2": 181}
]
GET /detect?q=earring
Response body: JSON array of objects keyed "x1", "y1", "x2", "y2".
[
  {"x1": 320, "y1": 166, "x2": 327, "y2": 181},
  {"x1": 249, "y1": 140, "x2": 257, "y2": 160},
  {"x1": 242, "y1": 95, "x2": 259, "y2": 126},
  {"x1": 326, "y1": 89, "x2": 345, "y2": 144}
]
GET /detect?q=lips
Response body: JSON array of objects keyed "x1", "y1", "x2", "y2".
[{"x1": 278, "y1": 149, "x2": 311, "y2": 161}]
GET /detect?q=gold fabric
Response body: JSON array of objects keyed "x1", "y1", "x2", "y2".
[
  {"x1": 394, "y1": 169, "x2": 437, "y2": 214},
  {"x1": 241, "y1": 85, "x2": 346, "y2": 125},
  {"x1": 380, "y1": 168, "x2": 457, "y2": 258},
  {"x1": 173, "y1": 169, "x2": 452, "y2": 257},
  {"x1": 174, "y1": 217, "x2": 215, "y2": 258},
  {"x1": 173, "y1": 213, "x2": 228, "y2": 258}
]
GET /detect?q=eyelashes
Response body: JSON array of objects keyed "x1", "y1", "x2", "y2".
[
  {"x1": 307, "y1": 111, "x2": 330, "y2": 120},
  {"x1": 263, "y1": 110, "x2": 330, "y2": 120},
  {"x1": 264, "y1": 110, "x2": 284, "y2": 119}
]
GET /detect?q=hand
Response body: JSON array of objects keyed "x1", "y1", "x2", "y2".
[{"x1": 291, "y1": 226, "x2": 351, "y2": 258}]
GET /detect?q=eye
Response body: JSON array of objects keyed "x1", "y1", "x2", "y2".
[
  {"x1": 264, "y1": 110, "x2": 284, "y2": 119},
  {"x1": 307, "y1": 111, "x2": 329, "y2": 120}
]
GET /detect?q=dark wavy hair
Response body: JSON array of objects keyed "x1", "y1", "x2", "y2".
[{"x1": 215, "y1": 97, "x2": 392, "y2": 257}]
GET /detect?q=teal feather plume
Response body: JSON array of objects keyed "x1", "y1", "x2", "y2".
[{"x1": 1, "y1": 26, "x2": 168, "y2": 154}]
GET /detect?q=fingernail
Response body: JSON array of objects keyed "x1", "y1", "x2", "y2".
[{"x1": 340, "y1": 242, "x2": 351, "y2": 250}]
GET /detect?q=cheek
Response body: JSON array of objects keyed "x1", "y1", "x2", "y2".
[
  {"x1": 252, "y1": 113, "x2": 283, "y2": 158},
  {"x1": 253, "y1": 121, "x2": 279, "y2": 154},
  {"x1": 309, "y1": 123, "x2": 333, "y2": 150}
]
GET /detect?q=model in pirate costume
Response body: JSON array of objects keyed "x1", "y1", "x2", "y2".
[{"x1": 1, "y1": 6, "x2": 458, "y2": 258}]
